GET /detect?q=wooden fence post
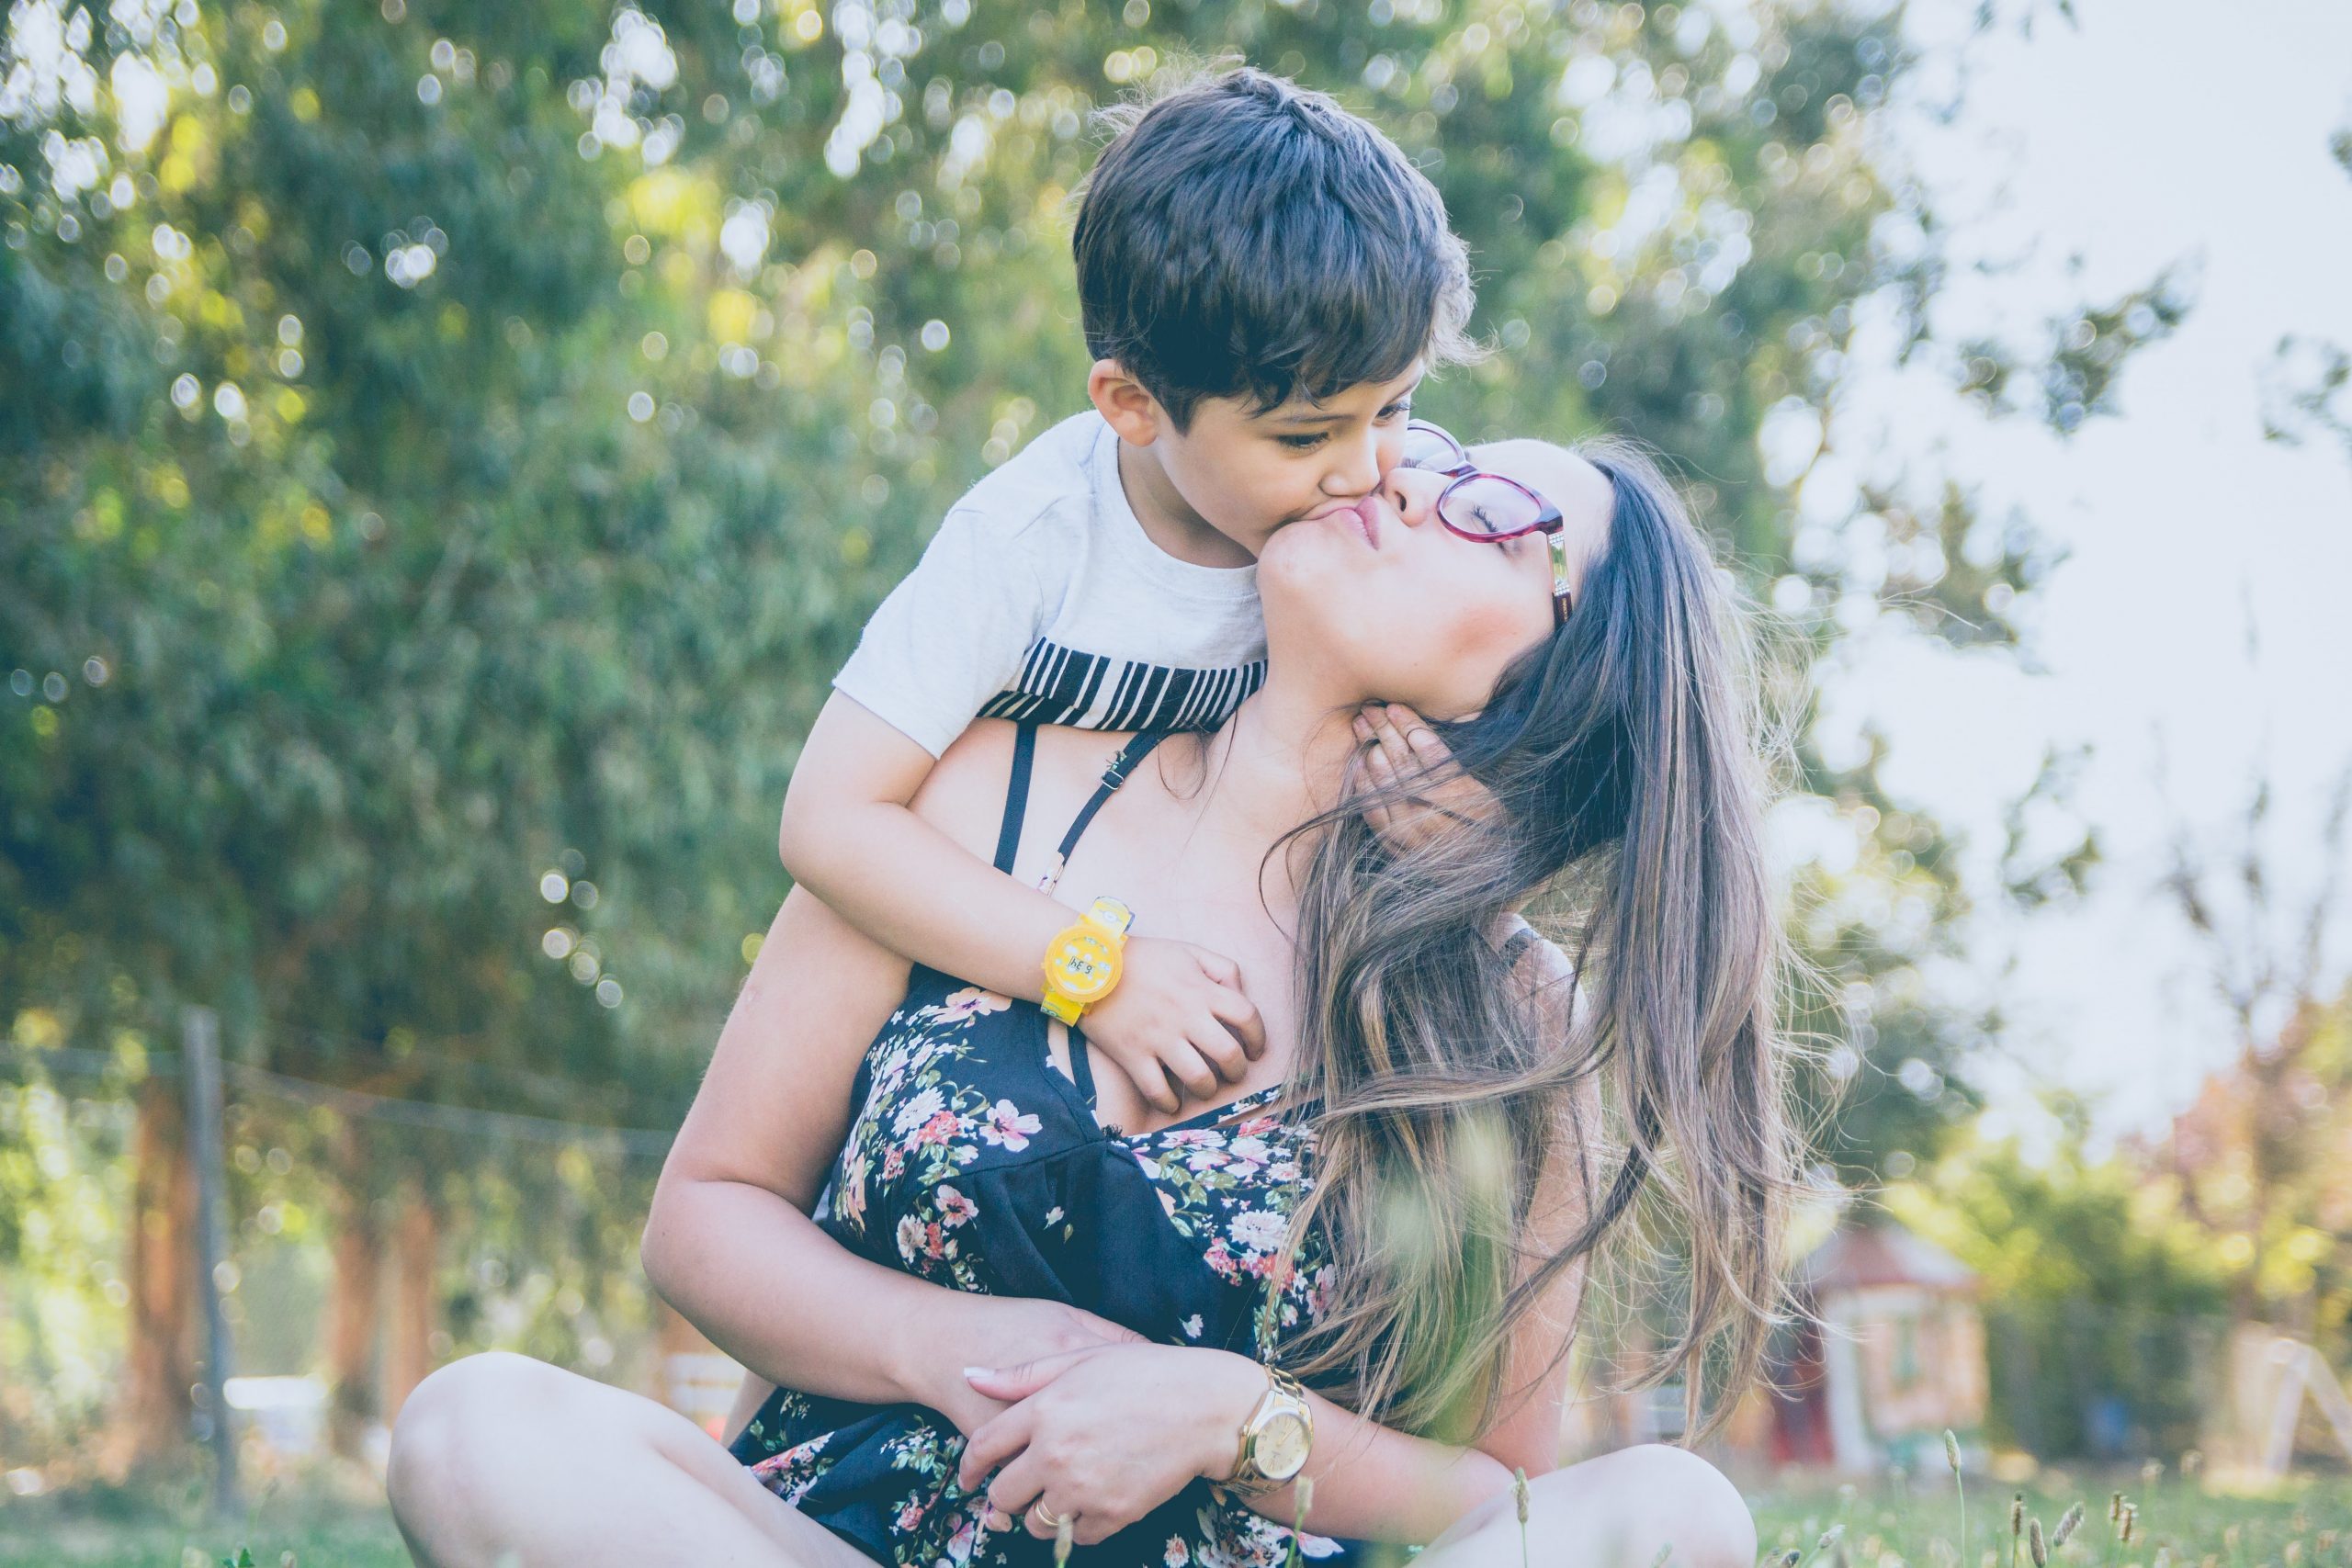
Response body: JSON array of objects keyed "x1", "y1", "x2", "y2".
[{"x1": 182, "y1": 1006, "x2": 242, "y2": 1517}]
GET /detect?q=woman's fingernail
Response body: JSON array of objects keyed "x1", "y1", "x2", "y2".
[{"x1": 964, "y1": 1365, "x2": 991, "y2": 1381}]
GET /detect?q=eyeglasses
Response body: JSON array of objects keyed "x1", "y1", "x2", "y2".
[{"x1": 1398, "y1": 420, "x2": 1574, "y2": 626}]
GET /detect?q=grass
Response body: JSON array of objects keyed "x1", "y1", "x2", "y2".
[
  {"x1": 0, "y1": 1469, "x2": 408, "y2": 1568},
  {"x1": 2, "y1": 1461, "x2": 2346, "y2": 1565},
  {"x1": 1750, "y1": 1465, "x2": 2352, "y2": 1568}
]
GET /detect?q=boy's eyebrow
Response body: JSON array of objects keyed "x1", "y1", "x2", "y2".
[{"x1": 1266, "y1": 378, "x2": 1427, "y2": 424}]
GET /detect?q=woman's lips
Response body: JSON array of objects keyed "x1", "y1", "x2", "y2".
[
  {"x1": 1302, "y1": 499, "x2": 1380, "y2": 547},
  {"x1": 1325, "y1": 500, "x2": 1378, "y2": 547}
]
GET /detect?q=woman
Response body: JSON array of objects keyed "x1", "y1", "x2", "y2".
[{"x1": 386, "y1": 431, "x2": 1802, "y2": 1566}]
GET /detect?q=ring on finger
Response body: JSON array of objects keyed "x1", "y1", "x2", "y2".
[{"x1": 1028, "y1": 1498, "x2": 1069, "y2": 1530}]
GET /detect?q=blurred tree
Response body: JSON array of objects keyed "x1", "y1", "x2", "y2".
[
  {"x1": 3, "y1": 0, "x2": 2177, "y2": 1457},
  {"x1": 2262, "y1": 120, "x2": 2352, "y2": 462},
  {"x1": 1886, "y1": 1113, "x2": 2233, "y2": 1460},
  {"x1": 2142, "y1": 764, "x2": 2352, "y2": 1356}
]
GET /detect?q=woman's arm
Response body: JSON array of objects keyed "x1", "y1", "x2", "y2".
[
  {"x1": 956, "y1": 933, "x2": 1602, "y2": 1545},
  {"x1": 642, "y1": 728, "x2": 1140, "y2": 1435},
  {"x1": 957, "y1": 1156, "x2": 1590, "y2": 1546},
  {"x1": 1280, "y1": 932, "x2": 1604, "y2": 1534},
  {"x1": 956, "y1": 1346, "x2": 1515, "y2": 1545}
]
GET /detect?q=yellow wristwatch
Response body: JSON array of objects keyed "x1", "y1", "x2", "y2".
[
  {"x1": 1040, "y1": 897, "x2": 1133, "y2": 1025},
  {"x1": 1227, "y1": 1364, "x2": 1313, "y2": 1495}
]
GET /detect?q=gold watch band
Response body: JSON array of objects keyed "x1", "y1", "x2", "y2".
[{"x1": 1227, "y1": 1364, "x2": 1312, "y2": 1495}]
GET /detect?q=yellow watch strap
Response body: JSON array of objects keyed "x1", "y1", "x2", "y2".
[{"x1": 1042, "y1": 897, "x2": 1131, "y2": 1024}]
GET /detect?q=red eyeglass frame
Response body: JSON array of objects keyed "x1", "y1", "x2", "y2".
[{"x1": 1400, "y1": 420, "x2": 1575, "y2": 626}]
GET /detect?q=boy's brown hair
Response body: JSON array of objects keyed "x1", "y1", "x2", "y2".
[{"x1": 1073, "y1": 65, "x2": 1478, "y2": 428}]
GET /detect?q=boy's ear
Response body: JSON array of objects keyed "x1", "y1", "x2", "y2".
[{"x1": 1087, "y1": 359, "x2": 1167, "y2": 448}]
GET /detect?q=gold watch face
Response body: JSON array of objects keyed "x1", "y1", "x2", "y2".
[
  {"x1": 1046, "y1": 929, "x2": 1122, "y2": 1002},
  {"x1": 1252, "y1": 1410, "x2": 1311, "y2": 1483}
]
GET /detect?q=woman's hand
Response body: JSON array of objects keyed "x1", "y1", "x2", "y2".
[
  {"x1": 953, "y1": 1345, "x2": 1263, "y2": 1545},
  {"x1": 903, "y1": 1295, "x2": 1146, "y2": 1439}
]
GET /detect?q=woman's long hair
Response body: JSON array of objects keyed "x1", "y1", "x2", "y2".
[{"x1": 1269, "y1": 439, "x2": 1811, "y2": 1442}]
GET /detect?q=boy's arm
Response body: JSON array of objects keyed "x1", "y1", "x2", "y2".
[
  {"x1": 778, "y1": 694, "x2": 1065, "y2": 1000},
  {"x1": 780, "y1": 694, "x2": 1265, "y2": 1111}
]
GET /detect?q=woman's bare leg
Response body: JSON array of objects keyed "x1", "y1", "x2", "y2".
[
  {"x1": 387, "y1": 1351, "x2": 879, "y2": 1568},
  {"x1": 1419, "y1": 1444, "x2": 1758, "y2": 1568}
]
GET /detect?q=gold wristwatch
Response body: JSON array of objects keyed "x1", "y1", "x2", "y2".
[
  {"x1": 1039, "y1": 897, "x2": 1133, "y2": 1025},
  {"x1": 1227, "y1": 1364, "x2": 1313, "y2": 1495}
]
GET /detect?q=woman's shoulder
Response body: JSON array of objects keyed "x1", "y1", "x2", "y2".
[
  {"x1": 1496, "y1": 914, "x2": 1574, "y2": 995},
  {"x1": 910, "y1": 720, "x2": 1147, "y2": 859},
  {"x1": 1499, "y1": 919, "x2": 1603, "y2": 1116}
]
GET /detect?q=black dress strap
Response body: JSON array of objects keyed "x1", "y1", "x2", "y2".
[
  {"x1": 1037, "y1": 729, "x2": 1170, "y2": 891},
  {"x1": 992, "y1": 722, "x2": 1039, "y2": 875}
]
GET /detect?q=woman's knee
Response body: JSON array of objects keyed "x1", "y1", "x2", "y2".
[
  {"x1": 1500, "y1": 1444, "x2": 1753, "y2": 1568},
  {"x1": 387, "y1": 1352, "x2": 565, "y2": 1517},
  {"x1": 1595, "y1": 1444, "x2": 1756, "y2": 1568}
]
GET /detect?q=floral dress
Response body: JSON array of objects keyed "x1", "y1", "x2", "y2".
[{"x1": 729, "y1": 723, "x2": 1363, "y2": 1566}]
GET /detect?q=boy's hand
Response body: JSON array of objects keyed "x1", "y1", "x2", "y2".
[
  {"x1": 1081, "y1": 936, "x2": 1265, "y2": 1114},
  {"x1": 1353, "y1": 702, "x2": 1501, "y2": 855}
]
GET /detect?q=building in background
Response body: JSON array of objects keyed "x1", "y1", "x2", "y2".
[
  {"x1": 1561, "y1": 1216, "x2": 1987, "y2": 1474},
  {"x1": 1763, "y1": 1217, "x2": 1988, "y2": 1472}
]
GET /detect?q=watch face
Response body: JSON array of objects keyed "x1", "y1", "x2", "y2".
[
  {"x1": 1047, "y1": 930, "x2": 1121, "y2": 1001},
  {"x1": 1254, "y1": 1411, "x2": 1310, "y2": 1483}
]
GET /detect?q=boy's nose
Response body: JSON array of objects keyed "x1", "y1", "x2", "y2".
[{"x1": 1322, "y1": 427, "x2": 1386, "y2": 499}]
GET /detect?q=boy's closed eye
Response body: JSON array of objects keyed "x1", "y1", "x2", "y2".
[{"x1": 1273, "y1": 398, "x2": 1416, "y2": 452}]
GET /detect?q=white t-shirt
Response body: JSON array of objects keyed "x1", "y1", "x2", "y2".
[{"x1": 835, "y1": 412, "x2": 1269, "y2": 757}]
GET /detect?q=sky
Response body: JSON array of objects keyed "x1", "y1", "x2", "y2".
[{"x1": 1808, "y1": 0, "x2": 2352, "y2": 1148}]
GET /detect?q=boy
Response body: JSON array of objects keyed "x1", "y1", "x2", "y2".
[{"x1": 779, "y1": 67, "x2": 1476, "y2": 1112}]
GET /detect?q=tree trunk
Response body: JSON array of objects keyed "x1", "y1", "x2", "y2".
[
  {"x1": 105, "y1": 1077, "x2": 197, "y2": 1475},
  {"x1": 324, "y1": 1118, "x2": 381, "y2": 1459},
  {"x1": 382, "y1": 1177, "x2": 440, "y2": 1419}
]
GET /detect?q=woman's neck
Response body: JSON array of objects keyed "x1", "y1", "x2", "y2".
[{"x1": 1179, "y1": 671, "x2": 1360, "y2": 876}]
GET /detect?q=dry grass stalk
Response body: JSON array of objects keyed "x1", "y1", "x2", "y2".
[
  {"x1": 1947, "y1": 1429, "x2": 1970, "y2": 1568},
  {"x1": 1283, "y1": 1478, "x2": 1317, "y2": 1568}
]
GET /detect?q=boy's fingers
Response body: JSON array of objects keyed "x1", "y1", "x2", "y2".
[
  {"x1": 1385, "y1": 702, "x2": 1428, "y2": 730},
  {"x1": 1194, "y1": 1026, "x2": 1249, "y2": 1083},
  {"x1": 1165, "y1": 1042, "x2": 1220, "y2": 1102},
  {"x1": 1193, "y1": 950, "x2": 1242, "y2": 988},
  {"x1": 1204, "y1": 985, "x2": 1268, "y2": 1059},
  {"x1": 1136, "y1": 1063, "x2": 1182, "y2": 1116}
]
